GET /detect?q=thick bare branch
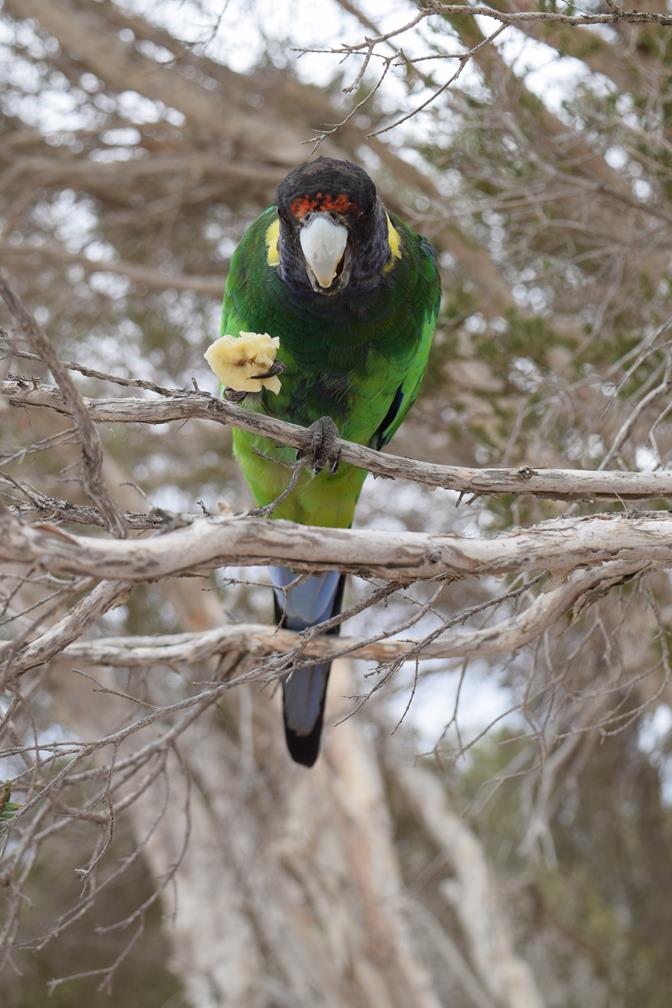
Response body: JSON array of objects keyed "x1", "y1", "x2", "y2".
[
  {"x1": 0, "y1": 509, "x2": 666, "y2": 583},
  {"x1": 1, "y1": 580, "x2": 131, "y2": 679},
  {"x1": 58, "y1": 561, "x2": 643, "y2": 669},
  {"x1": 4, "y1": 378, "x2": 672, "y2": 502}
]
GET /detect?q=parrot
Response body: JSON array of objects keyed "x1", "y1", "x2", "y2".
[{"x1": 217, "y1": 157, "x2": 441, "y2": 767}]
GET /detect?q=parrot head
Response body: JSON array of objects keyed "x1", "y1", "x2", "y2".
[{"x1": 275, "y1": 157, "x2": 392, "y2": 298}]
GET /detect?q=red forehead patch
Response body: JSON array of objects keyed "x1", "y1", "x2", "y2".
[{"x1": 290, "y1": 193, "x2": 358, "y2": 219}]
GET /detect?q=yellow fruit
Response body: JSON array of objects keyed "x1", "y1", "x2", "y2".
[{"x1": 204, "y1": 332, "x2": 281, "y2": 394}]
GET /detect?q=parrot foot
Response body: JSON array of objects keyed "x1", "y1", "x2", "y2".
[
  {"x1": 299, "y1": 416, "x2": 341, "y2": 475},
  {"x1": 224, "y1": 388, "x2": 248, "y2": 403}
]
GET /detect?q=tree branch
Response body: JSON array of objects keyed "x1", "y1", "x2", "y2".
[
  {"x1": 0, "y1": 509, "x2": 666, "y2": 584},
  {"x1": 56, "y1": 561, "x2": 643, "y2": 670},
  {"x1": 4, "y1": 377, "x2": 672, "y2": 502},
  {"x1": 0, "y1": 274, "x2": 126, "y2": 537},
  {"x1": 396, "y1": 762, "x2": 544, "y2": 1008},
  {"x1": 1, "y1": 580, "x2": 132, "y2": 679}
]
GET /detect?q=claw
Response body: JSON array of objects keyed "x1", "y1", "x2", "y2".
[
  {"x1": 298, "y1": 416, "x2": 341, "y2": 474},
  {"x1": 253, "y1": 360, "x2": 285, "y2": 381}
]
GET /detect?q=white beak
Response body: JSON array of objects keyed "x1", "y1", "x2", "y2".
[{"x1": 299, "y1": 214, "x2": 348, "y2": 289}]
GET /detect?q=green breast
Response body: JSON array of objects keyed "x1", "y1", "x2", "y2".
[{"x1": 221, "y1": 206, "x2": 440, "y2": 526}]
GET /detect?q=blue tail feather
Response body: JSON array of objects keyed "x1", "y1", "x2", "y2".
[{"x1": 271, "y1": 567, "x2": 345, "y2": 767}]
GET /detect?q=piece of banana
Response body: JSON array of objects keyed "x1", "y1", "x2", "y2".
[{"x1": 204, "y1": 332, "x2": 282, "y2": 394}]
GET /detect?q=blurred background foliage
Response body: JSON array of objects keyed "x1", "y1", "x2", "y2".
[{"x1": 2, "y1": 1, "x2": 672, "y2": 1005}]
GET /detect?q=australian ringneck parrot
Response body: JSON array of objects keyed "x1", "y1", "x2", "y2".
[{"x1": 220, "y1": 157, "x2": 441, "y2": 767}]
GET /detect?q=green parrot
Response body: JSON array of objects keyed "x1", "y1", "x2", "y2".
[{"x1": 219, "y1": 157, "x2": 441, "y2": 767}]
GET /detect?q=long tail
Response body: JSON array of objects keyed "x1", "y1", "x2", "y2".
[{"x1": 271, "y1": 567, "x2": 346, "y2": 768}]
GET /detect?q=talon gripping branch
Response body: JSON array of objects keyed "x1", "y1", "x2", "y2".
[{"x1": 217, "y1": 157, "x2": 441, "y2": 766}]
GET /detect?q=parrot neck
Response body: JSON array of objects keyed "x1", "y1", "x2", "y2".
[{"x1": 277, "y1": 200, "x2": 391, "y2": 300}]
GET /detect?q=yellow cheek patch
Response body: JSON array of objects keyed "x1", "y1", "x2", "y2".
[
  {"x1": 265, "y1": 217, "x2": 280, "y2": 267},
  {"x1": 385, "y1": 213, "x2": 402, "y2": 272}
]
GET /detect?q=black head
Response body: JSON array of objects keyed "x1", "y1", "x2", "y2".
[
  {"x1": 275, "y1": 157, "x2": 390, "y2": 298},
  {"x1": 277, "y1": 157, "x2": 377, "y2": 225}
]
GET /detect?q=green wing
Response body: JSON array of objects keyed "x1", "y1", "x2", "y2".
[{"x1": 371, "y1": 236, "x2": 439, "y2": 450}]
